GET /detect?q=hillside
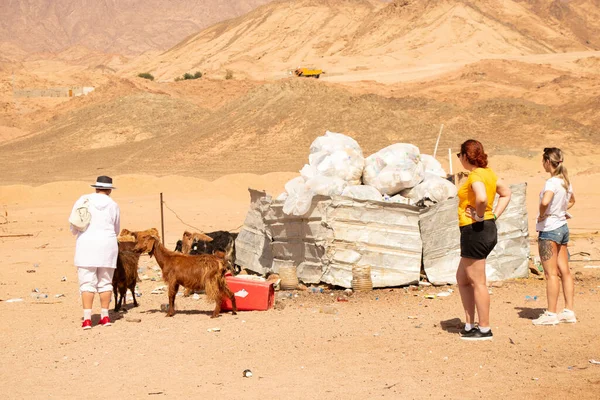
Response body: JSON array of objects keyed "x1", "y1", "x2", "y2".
[
  {"x1": 129, "y1": 0, "x2": 600, "y2": 81},
  {"x1": 0, "y1": 0, "x2": 275, "y2": 57}
]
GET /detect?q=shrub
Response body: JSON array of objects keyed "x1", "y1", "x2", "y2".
[
  {"x1": 138, "y1": 72, "x2": 154, "y2": 81},
  {"x1": 177, "y1": 71, "x2": 203, "y2": 81},
  {"x1": 225, "y1": 69, "x2": 233, "y2": 80}
]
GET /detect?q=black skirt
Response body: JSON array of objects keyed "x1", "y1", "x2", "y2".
[{"x1": 460, "y1": 220, "x2": 498, "y2": 260}]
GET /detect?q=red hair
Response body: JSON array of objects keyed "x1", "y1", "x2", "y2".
[{"x1": 460, "y1": 139, "x2": 488, "y2": 168}]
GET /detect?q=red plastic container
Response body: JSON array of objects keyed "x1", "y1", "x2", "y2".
[{"x1": 221, "y1": 276, "x2": 274, "y2": 311}]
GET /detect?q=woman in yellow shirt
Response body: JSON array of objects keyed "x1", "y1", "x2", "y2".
[{"x1": 456, "y1": 140, "x2": 511, "y2": 341}]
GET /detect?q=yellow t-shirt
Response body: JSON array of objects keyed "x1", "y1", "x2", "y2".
[{"x1": 457, "y1": 168, "x2": 497, "y2": 227}]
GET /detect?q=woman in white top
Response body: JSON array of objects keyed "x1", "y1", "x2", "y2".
[
  {"x1": 70, "y1": 176, "x2": 120, "y2": 329},
  {"x1": 533, "y1": 148, "x2": 576, "y2": 326}
]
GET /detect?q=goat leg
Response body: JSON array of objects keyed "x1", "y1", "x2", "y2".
[
  {"x1": 211, "y1": 300, "x2": 222, "y2": 319},
  {"x1": 226, "y1": 288, "x2": 237, "y2": 315},
  {"x1": 130, "y1": 284, "x2": 139, "y2": 307},
  {"x1": 113, "y1": 287, "x2": 120, "y2": 312},
  {"x1": 166, "y1": 283, "x2": 179, "y2": 317}
]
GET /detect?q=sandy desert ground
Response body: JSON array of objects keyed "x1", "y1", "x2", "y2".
[{"x1": 1, "y1": 0, "x2": 600, "y2": 398}]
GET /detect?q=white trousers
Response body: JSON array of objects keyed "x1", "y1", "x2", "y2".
[{"x1": 78, "y1": 267, "x2": 115, "y2": 293}]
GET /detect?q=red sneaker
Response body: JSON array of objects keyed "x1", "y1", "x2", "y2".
[
  {"x1": 82, "y1": 319, "x2": 92, "y2": 330},
  {"x1": 99, "y1": 316, "x2": 112, "y2": 327}
]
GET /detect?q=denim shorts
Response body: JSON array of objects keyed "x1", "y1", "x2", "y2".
[{"x1": 538, "y1": 223, "x2": 569, "y2": 245}]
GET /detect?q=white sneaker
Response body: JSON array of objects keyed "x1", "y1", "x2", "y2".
[
  {"x1": 557, "y1": 309, "x2": 577, "y2": 323},
  {"x1": 532, "y1": 311, "x2": 559, "y2": 326}
]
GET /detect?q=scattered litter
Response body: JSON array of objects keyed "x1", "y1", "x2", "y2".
[
  {"x1": 192, "y1": 293, "x2": 200, "y2": 300},
  {"x1": 525, "y1": 295, "x2": 538, "y2": 302},
  {"x1": 584, "y1": 265, "x2": 600, "y2": 269},
  {"x1": 30, "y1": 292, "x2": 48, "y2": 299},
  {"x1": 33, "y1": 263, "x2": 39, "y2": 268},
  {"x1": 336, "y1": 296, "x2": 348, "y2": 302},
  {"x1": 61, "y1": 276, "x2": 67, "y2": 282},
  {"x1": 419, "y1": 281, "x2": 432, "y2": 287},
  {"x1": 126, "y1": 317, "x2": 142, "y2": 323},
  {"x1": 207, "y1": 327, "x2": 221, "y2": 333},
  {"x1": 94, "y1": 362, "x2": 100, "y2": 367},
  {"x1": 344, "y1": 288, "x2": 353, "y2": 297},
  {"x1": 424, "y1": 294, "x2": 436, "y2": 299},
  {"x1": 242, "y1": 369, "x2": 253, "y2": 378},
  {"x1": 140, "y1": 275, "x2": 150, "y2": 281},
  {"x1": 407, "y1": 316, "x2": 418, "y2": 319},
  {"x1": 54, "y1": 294, "x2": 65, "y2": 298},
  {"x1": 26, "y1": 270, "x2": 35, "y2": 273},
  {"x1": 447, "y1": 289, "x2": 454, "y2": 293},
  {"x1": 590, "y1": 360, "x2": 600, "y2": 365},
  {"x1": 373, "y1": 332, "x2": 380, "y2": 337},
  {"x1": 437, "y1": 291, "x2": 452, "y2": 297},
  {"x1": 532, "y1": 378, "x2": 539, "y2": 381},
  {"x1": 5, "y1": 298, "x2": 23, "y2": 303},
  {"x1": 135, "y1": 291, "x2": 142, "y2": 297},
  {"x1": 309, "y1": 287, "x2": 324, "y2": 293},
  {"x1": 443, "y1": 356, "x2": 448, "y2": 361}
]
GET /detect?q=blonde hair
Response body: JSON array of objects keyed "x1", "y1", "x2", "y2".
[{"x1": 543, "y1": 147, "x2": 570, "y2": 190}]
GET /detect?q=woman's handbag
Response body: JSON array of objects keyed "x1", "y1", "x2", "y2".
[{"x1": 69, "y1": 198, "x2": 91, "y2": 231}]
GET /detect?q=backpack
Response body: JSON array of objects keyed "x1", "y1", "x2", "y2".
[{"x1": 69, "y1": 198, "x2": 91, "y2": 231}]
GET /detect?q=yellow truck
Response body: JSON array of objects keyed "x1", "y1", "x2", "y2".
[{"x1": 294, "y1": 68, "x2": 323, "y2": 79}]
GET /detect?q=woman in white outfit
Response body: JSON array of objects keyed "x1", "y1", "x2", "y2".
[
  {"x1": 533, "y1": 148, "x2": 576, "y2": 326},
  {"x1": 70, "y1": 176, "x2": 120, "y2": 329}
]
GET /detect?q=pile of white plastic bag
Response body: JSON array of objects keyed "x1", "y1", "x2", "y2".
[
  {"x1": 281, "y1": 131, "x2": 457, "y2": 215},
  {"x1": 282, "y1": 131, "x2": 365, "y2": 215}
]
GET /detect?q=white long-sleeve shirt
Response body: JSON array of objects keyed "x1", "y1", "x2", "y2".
[{"x1": 70, "y1": 193, "x2": 120, "y2": 268}]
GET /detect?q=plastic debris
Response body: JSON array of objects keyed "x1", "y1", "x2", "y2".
[
  {"x1": 525, "y1": 295, "x2": 538, "y2": 301},
  {"x1": 424, "y1": 294, "x2": 436, "y2": 299},
  {"x1": 243, "y1": 369, "x2": 253, "y2": 378},
  {"x1": 61, "y1": 276, "x2": 67, "y2": 282},
  {"x1": 192, "y1": 293, "x2": 200, "y2": 300},
  {"x1": 207, "y1": 327, "x2": 221, "y2": 332},
  {"x1": 5, "y1": 298, "x2": 23, "y2": 303},
  {"x1": 437, "y1": 291, "x2": 452, "y2": 297},
  {"x1": 151, "y1": 286, "x2": 167, "y2": 294},
  {"x1": 590, "y1": 360, "x2": 600, "y2": 365},
  {"x1": 54, "y1": 294, "x2": 65, "y2": 298},
  {"x1": 584, "y1": 265, "x2": 600, "y2": 269}
]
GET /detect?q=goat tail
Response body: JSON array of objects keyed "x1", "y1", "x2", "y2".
[{"x1": 205, "y1": 274, "x2": 230, "y2": 303}]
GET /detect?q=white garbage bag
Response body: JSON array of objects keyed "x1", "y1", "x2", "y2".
[
  {"x1": 341, "y1": 185, "x2": 382, "y2": 201},
  {"x1": 401, "y1": 173, "x2": 457, "y2": 203},
  {"x1": 363, "y1": 143, "x2": 425, "y2": 195},
  {"x1": 282, "y1": 177, "x2": 313, "y2": 216},
  {"x1": 306, "y1": 175, "x2": 348, "y2": 197},
  {"x1": 305, "y1": 131, "x2": 364, "y2": 185},
  {"x1": 421, "y1": 154, "x2": 447, "y2": 178}
]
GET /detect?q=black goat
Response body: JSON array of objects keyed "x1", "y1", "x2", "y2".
[{"x1": 190, "y1": 231, "x2": 239, "y2": 274}]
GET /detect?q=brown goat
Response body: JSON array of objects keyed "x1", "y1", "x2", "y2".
[
  {"x1": 181, "y1": 230, "x2": 213, "y2": 254},
  {"x1": 120, "y1": 228, "x2": 160, "y2": 242},
  {"x1": 134, "y1": 235, "x2": 237, "y2": 318},
  {"x1": 182, "y1": 248, "x2": 228, "y2": 297},
  {"x1": 113, "y1": 240, "x2": 141, "y2": 312}
]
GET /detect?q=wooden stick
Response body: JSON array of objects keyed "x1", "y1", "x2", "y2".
[
  {"x1": 0, "y1": 234, "x2": 33, "y2": 238},
  {"x1": 433, "y1": 124, "x2": 444, "y2": 159}
]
